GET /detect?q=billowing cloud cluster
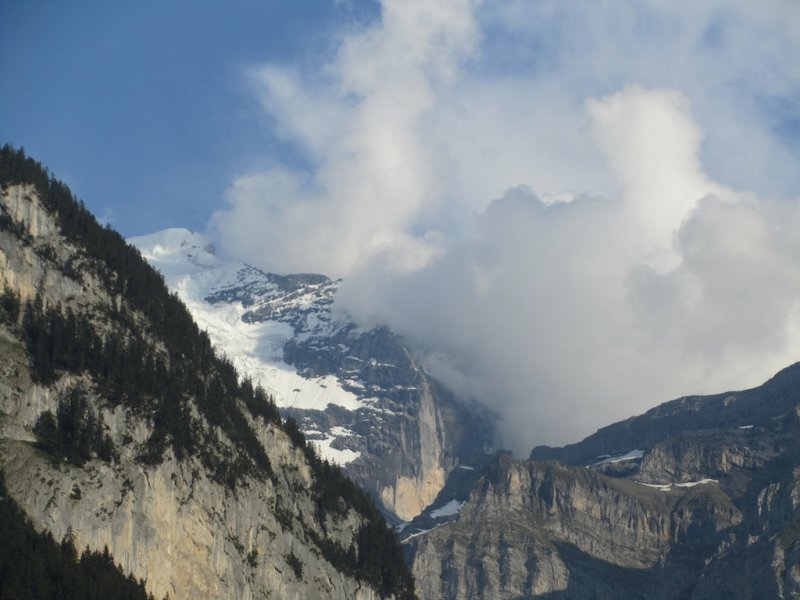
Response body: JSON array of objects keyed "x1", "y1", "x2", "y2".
[
  {"x1": 340, "y1": 86, "x2": 800, "y2": 451},
  {"x1": 211, "y1": 0, "x2": 800, "y2": 453},
  {"x1": 213, "y1": 0, "x2": 482, "y2": 276}
]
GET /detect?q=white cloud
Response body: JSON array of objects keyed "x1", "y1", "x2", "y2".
[
  {"x1": 340, "y1": 86, "x2": 800, "y2": 453},
  {"x1": 212, "y1": 0, "x2": 482, "y2": 276},
  {"x1": 211, "y1": 0, "x2": 800, "y2": 453},
  {"x1": 586, "y1": 85, "x2": 728, "y2": 271}
]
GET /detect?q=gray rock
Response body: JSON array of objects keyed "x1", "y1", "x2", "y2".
[
  {"x1": 0, "y1": 184, "x2": 395, "y2": 600},
  {"x1": 199, "y1": 257, "x2": 495, "y2": 522},
  {"x1": 409, "y1": 370, "x2": 800, "y2": 598}
]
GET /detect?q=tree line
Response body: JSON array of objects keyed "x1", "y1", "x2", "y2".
[{"x1": 0, "y1": 471, "x2": 159, "y2": 600}]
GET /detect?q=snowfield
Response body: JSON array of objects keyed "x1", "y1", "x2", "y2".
[
  {"x1": 592, "y1": 449, "x2": 644, "y2": 466},
  {"x1": 130, "y1": 229, "x2": 376, "y2": 464},
  {"x1": 430, "y1": 500, "x2": 465, "y2": 519}
]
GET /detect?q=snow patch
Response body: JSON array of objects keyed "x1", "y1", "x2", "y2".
[
  {"x1": 639, "y1": 482, "x2": 673, "y2": 491},
  {"x1": 401, "y1": 525, "x2": 442, "y2": 543},
  {"x1": 638, "y1": 478, "x2": 719, "y2": 491},
  {"x1": 430, "y1": 500, "x2": 465, "y2": 519},
  {"x1": 309, "y1": 435, "x2": 360, "y2": 466},
  {"x1": 329, "y1": 426, "x2": 356, "y2": 437},
  {"x1": 592, "y1": 449, "x2": 644, "y2": 466},
  {"x1": 130, "y1": 229, "x2": 375, "y2": 413},
  {"x1": 182, "y1": 295, "x2": 367, "y2": 411},
  {"x1": 674, "y1": 478, "x2": 719, "y2": 488}
]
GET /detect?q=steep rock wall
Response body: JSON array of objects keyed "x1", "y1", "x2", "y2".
[
  {"x1": 0, "y1": 184, "x2": 390, "y2": 600},
  {"x1": 407, "y1": 455, "x2": 742, "y2": 599}
]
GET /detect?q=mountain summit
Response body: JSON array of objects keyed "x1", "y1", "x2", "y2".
[{"x1": 128, "y1": 227, "x2": 495, "y2": 522}]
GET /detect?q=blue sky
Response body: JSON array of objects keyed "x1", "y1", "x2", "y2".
[
  {"x1": 1, "y1": 1, "x2": 797, "y2": 239},
  {"x1": 0, "y1": 1, "x2": 379, "y2": 234},
  {"x1": 3, "y1": 0, "x2": 800, "y2": 448}
]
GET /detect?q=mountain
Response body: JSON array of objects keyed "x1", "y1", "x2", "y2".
[
  {"x1": 0, "y1": 471, "x2": 155, "y2": 600},
  {"x1": 0, "y1": 145, "x2": 415, "y2": 599},
  {"x1": 404, "y1": 364, "x2": 800, "y2": 599},
  {"x1": 529, "y1": 364, "x2": 800, "y2": 467},
  {"x1": 14, "y1": 141, "x2": 800, "y2": 600},
  {"x1": 128, "y1": 228, "x2": 495, "y2": 522}
]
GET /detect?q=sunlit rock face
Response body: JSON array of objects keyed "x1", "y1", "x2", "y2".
[
  {"x1": 0, "y1": 184, "x2": 393, "y2": 600},
  {"x1": 130, "y1": 228, "x2": 495, "y2": 522},
  {"x1": 406, "y1": 365, "x2": 800, "y2": 599}
]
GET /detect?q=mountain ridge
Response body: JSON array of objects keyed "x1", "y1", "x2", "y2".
[
  {"x1": 405, "y1": 363, "x2": 800, "y2": 598},
  {"x1": 530, "y1": 361, "x2": 800, "y2": 466},
  {"x1": 0, "y1": 145, "x2": 415, "y2": 599},
  {"x1": 129, "y1": 226, "x2": 495, "y2": 522}
]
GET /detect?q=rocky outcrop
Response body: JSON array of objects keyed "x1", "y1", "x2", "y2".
[
  {"x1": 0, "y1": 366, "x2": 378, "y2": 600},
  {"x1": 219, "y1": 268, "x2": 495, "y2": 523},
  {"x1": 0, "y1": 182, "x2": 399, "y2": 600},
  {"x1": 406, "y1": 454, "x2": 742, "y2": 599},
  {"x1": 408, "y1": 372, "x2": 800, "y2": 599},
  {"x1": 280, "y1": 321, "x2": 462, "y2": 522},
  {"x1": 0, "y1": 184, "x2": 106, "y2": 308},
  {"x1": 288, "y1": 329, "x2": 480, "y2": 521}
]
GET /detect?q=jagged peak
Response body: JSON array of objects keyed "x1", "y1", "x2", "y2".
[
  {"x1": 129, "y1": 230, "x2": 337, "y2": 297},
  {"x1": 129, "y1": 227, "x2": 218, "y2": 264}
]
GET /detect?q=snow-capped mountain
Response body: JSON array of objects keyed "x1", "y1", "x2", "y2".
[{"x1": 130, "y1": 228, "x2": 494, "y2": 521}]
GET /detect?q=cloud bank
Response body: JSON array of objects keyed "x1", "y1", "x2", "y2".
[{"x1": 211, "y1": 0, "x2": 800, "y2": 453}]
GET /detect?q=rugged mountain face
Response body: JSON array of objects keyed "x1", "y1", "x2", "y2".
[
  {"x1": 129, "y1": 229, "x2": 494, "y2": 521},
  {"x1": 0, "y1": 148, "x2": 415, "y2": 600},
  {"x1": 530, "y1": 365, "x2": 800, "y2": 467},
  {"x1": 405, "y1": 365, "x2": 800, "y2": 599}
]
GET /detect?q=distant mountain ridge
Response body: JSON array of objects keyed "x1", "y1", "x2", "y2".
[
  {"x1": 530, "y1": 362, "x2": 800, "y2": 466},
  {"x1": 404, "y1": 363, "x2": 800, "y2": 599},
  {"x1": 129, "y1": 228, "x2": 495, "y2": 521}
]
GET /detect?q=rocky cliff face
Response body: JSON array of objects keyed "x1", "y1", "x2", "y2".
[
  {"x1": 0, "y1": 185, "x2": 105, "y2": 308},
  {"x1": 406, "y1": 367, "x2": 800, "y2": 599},
  {"x1": 0, "y1": 178, "x2": 409, "y2": 600},
  {"x1": 0, "y1": 371, "x2": 374, "y2": 600},
  {"x1": 130, "y1": 228, "x2": 494, "y2": 522}
]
